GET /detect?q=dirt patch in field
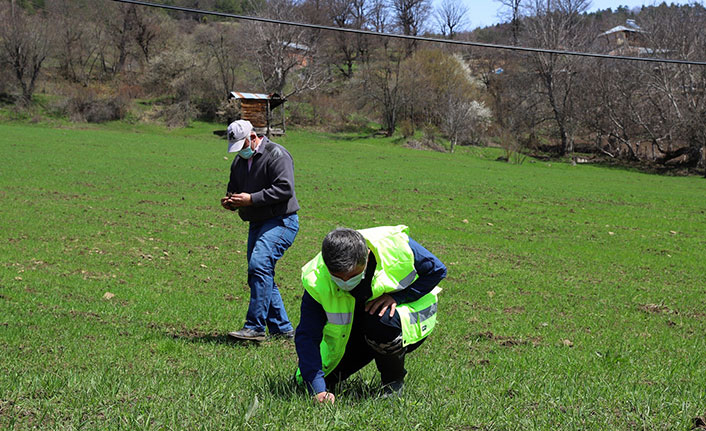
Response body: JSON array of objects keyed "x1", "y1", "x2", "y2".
[
  {"x1": 404, "y1": 139, "x2": 447, "y2": 152},
  {"x1": 138, "y1": 199, "x2": 168, "y2": 206},
  {"x1": 224, "y1": 293, "x2": 242, "y2": 302},
  {"x1": 68, "y1": 310, "x2": 108, "y2": 324},
  {"x1": 503, "y1": 306, "x2": 525, "y2": 314},
  {"x1": 171, "y1": 326, "x2": 214, "y2": 339},
  {"x1": 468, "y1": 358, "x2": 490, "y2": 367},
  {"x1": 637, "y1": 303, "x2": 706, "y2": 321},
  {"x1": 692, "y1": 415, "x2": 706, "y2": 430},
  {"x1": 53, "y1": 192, "x2": 85, "y2": 201},
  {"x1": 449, "y1": 425, "x2": 484, "y2": 431},
  {"x1": 149, "y1": 322, "x2": 231, "y2": 344},
  {"x1": 639, "y1": 303, "x2": 677, "y2": 315},
  {"x1": 0, "y1": 400, "x2": 39, "y2": 426},
  {"x1": 469, "y1": 331, "x2": 542, "y2": 347},
  {"x1": 462, "y1": 301, "x2": 492, "y2": 311}
]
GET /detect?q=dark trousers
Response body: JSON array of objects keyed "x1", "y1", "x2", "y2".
[{"x1": 324, "y1": 308, "x2": 426, "y2": 388}]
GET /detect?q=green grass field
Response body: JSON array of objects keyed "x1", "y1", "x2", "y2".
[{"x1": 1, "y1": 120, "x2": 705, "y2": 430}]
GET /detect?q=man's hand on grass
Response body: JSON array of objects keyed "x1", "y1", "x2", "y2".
[{"x1": 315, "y1": 391, "x2": 335, "y2": 404}]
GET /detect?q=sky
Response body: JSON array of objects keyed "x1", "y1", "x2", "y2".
[{"x1": 461, "y1": 0, "x2": 694, "y2": 29}]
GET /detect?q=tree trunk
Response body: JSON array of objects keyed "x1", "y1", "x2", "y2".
[
  {"x1": 558, "y1": 127, "x2": 572, "y2": 155},
  {"x1": 384, "y1": 106, "x2": 397, "y2": 136}
]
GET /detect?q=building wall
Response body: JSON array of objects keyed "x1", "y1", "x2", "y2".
[{"x1": 240, "y1": 101, "x2": 268, "y2": 128}]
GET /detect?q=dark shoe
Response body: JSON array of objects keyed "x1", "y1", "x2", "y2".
[
  {"x1": 270, "y1": 329, "x2": 295, "y2": 340},
  {"x1": 381, "y1": 380, "x2": 404, "y2": 399},
  {"x1": 228, "y1": 328, "x2": 266, "y2": 342}
]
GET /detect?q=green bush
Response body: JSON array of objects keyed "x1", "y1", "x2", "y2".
[{"x1": 399, "y1": 119, "x2": 415, "y2": 138}]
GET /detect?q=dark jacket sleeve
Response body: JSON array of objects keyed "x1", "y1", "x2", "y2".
[
  {"x1": 294, "y1": 290, "x2": 328, "y2": 395},
  {"x1": 250, "y1": 145, "x2": 295, "y2": 207},
  {"x1": 226, "y1": 158, "x2": 241, "y2": 195},
  {"x1": 389, "y1": 237, "x2": 447, "y2": 305}
]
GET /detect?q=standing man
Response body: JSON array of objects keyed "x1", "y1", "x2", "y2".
[
  {"x1": 221, "y1": 119, "x2": 300, "y2": 342},
  {"x1": 295, "y1": 225, "x2": 447, "y2": 403}
]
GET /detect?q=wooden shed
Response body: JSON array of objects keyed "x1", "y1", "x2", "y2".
[
  {"x1": 228, "y1": 91, "x2": 287, "y2": 136},
  {"x1": 599, "y1": 19, "x2": 647, "y2": 56}
]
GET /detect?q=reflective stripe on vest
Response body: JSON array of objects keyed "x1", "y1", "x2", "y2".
[
  {"x1": 397, "y1": 286, "x2": 441, "y2": 346},
  {"x1": 408, "y1": 302, "x2": 437, "y2": 325},
  {"x1": 394, "y1": 269, "x2": 418, "y2": 291},
  {"x1": 326, "y1": 312, "x2": 352, "y2": 325}
]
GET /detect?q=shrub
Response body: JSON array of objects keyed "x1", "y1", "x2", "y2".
[
  {"x1": 53, "y1": 89, "x2": 128, "y2": 123},
  {"x1": 331, "y1": 113, "x2": 372, "y2": 133},
  {"x1": 216, "y1": 99, "x2": 241, "y2": 124},
  {"x1": 399, "y1": 119, "x2": 415, "y2": 138},
  {"x1": 193, "y1": 96, "x2": 220, "y2": 122},
  {"x1": 158, "y1": 100, "x2": 197, "y2": 128},
  {"x1": 286, "y1": 100, "x2": 315, "y2": 126},
  {"x1": 404, "y1": 124, "x2": 447, "y2": 152}
]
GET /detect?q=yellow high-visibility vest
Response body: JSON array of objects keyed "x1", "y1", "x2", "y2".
[{"x1": 297, "y1": 225, "x2": 440, "y2": 382}]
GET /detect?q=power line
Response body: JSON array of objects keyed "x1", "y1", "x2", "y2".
[{"x1": 111, "y1": 0, "x2": 706, "y2": 67}]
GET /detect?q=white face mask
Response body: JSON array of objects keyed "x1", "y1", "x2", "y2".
[{"x1": 331, "y1": 269, "x2": 365, "y2": 292}]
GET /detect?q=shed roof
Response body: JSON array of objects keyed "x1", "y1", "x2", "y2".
[
  {"x1": 601, "y1": 25, "x2": 643, "y2": 36},
  {"x1": 601, "y1": 20, "x2": 644, "y2": 37},
  {"x1": 228, "y1": 91, "x2": 286, "y2": 109},
  {"x1": 283, "y1": 42, "x2": 311, "y2": 51}
]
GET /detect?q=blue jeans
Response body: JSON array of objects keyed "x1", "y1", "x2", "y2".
[{"x1": 244, "y1": 213, "x2": 298, "y2": 334}]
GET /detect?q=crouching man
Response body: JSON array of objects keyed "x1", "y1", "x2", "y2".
[{"x1": 294, "y1": 225, "x2": 446, "y2": 403}]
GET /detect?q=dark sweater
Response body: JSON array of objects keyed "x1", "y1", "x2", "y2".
[{"x1": 227, "y1": 137, "x2": 300, "y2": 222}]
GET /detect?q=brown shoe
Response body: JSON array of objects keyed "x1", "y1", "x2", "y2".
[{"x1": 228, "y1": 328, "x2": 266, "y2": 342}]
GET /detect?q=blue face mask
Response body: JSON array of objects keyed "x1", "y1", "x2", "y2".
[
  {"x1": 331, "y1": 263, "x2": 366, "y2": 292},
  {"x1": 239, "y1": 139, "x2": 255, "y2": 159}
]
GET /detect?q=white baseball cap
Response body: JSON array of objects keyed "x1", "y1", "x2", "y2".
[{"x1": 227, "y1": 120, "x2": 253, "y2": 153}]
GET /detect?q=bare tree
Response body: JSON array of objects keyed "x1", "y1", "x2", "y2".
[
  {"x1": 319, "y1": 0, "x2": 360, "y2": 78},
  {"x1": 97, "y1": 2, "x2": 162, "y2": 74},
  {"x1": 47, "y1": 0, "x2": 106, "y2": 84},
  {"x1": 369, "y1": 0, "x2": 390, "y2": 32},
  {"x1": 483, "y1": 55, "x2": 545, "y2": 157},
  {"x1": 350, "y1": 0, "x2": 373, "y2": 63},
  {"x1": 495, "y1": 0, "x2": 523, "y2": 44},
  {"x1": 388, "y1": 0, "x2": 432, "y2": 54},
  {"x1": 364, "y1": 0, "x2": 391, "y2": 56},
  {"x1": 581, "y1": 4, "x2": 706, "y2": 172},
  {"x1": 194, "y1": 23, "x2": 242, "y2": 95},
  {"x1": 0, "y1": 4, "x2": 50, "y2": 105},
  {"x1": 102, "y1": 3, "x2": 136, "y2": 74},
  {"x1": 249, "y1": 0, "x2": 329, "y2": 97},
  {"x1": 435, "y1": 0, "x2": 468, "y2": 39},
  {"x1": 388, "y1": 0, "x2": 431, "y2": 35},
  {"x1": 581, "y1": 60, "x2": 644, "y2": 160},
  {"x1": 320, "y1": 0, "x2": 390, "y2": 76},
  {"x1": 359, "y1": 45, "x2": 405, "y2": 135},
  {"x1": 639, "y1": 4, "x2": 706, "y2": 172},
  {"x1": 132, "y1": 7, "x2": 161, "y2": 63},
  {"x1": 142, "y1": 47, "x2": 201, "y2": 127},
  {"x1": 523, "y1": 0, "x2": 592, "y2": 155}
]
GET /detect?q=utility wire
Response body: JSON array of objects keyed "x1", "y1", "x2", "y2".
[{"x1": 111, "y1": 0, "x2": 706, "y2": 67}]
